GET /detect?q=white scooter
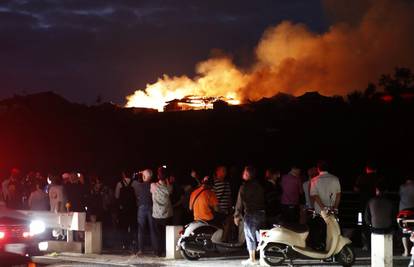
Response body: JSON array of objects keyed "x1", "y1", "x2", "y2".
[
  {"x1": 177, "y1": 219, "x2": 245, "y2": 260},
  {"x1": 257, "y1": 208, "x2": 355, "y2": 266}
]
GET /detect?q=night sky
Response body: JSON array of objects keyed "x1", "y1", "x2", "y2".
[{"x1": 0, "y1": 0, "x2": 328, "y2": 104}]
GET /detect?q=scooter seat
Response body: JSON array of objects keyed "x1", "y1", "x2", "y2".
[{"x1": 280, "y1": 223, "x2": 309, "y2": 233}]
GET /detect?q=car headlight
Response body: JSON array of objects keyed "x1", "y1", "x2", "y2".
[{"x1": 30, "y1": 220, "x2": 46, "y2": 235}]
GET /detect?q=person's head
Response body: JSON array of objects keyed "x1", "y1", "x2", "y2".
[
  {"x1": 93, "y1": 178, "x2": 103, "y2": 191},
  {"x1": 201, "y1": 175, "x2": 213, "y2": 187},
  {"x1": 307, "y1": 167, "x2": 319, "y2": 179},
  {"x1": 141, "y1": 169, "x2": 153, "y2": 182},
  {"x1": 33, "y1": 179, "x2": 46, "y2": 192},
  {"x1": 35, "y1": 172, "x2": 43, "y2": 179},
  {"x1": 62, "y1": 173, "x2": 71, "y2": 184},
  {"x1": 290, "y1": 166, "x2": 301, "y2": 177},
  {"x1": 10, "y1": 168, "x2": 21, "y2": 180},
  {"x1": 215, "y1": 166, "x2": 227, "y2": 181},
  {"x1": 122, "y1": 171, "x2": 132, "y2": 180},
  {"x1": 190, "y1": 169, "x2": 199, "y2": 178},
  {"x1": 365, "y1": 162, "x2": 377, "y2": 174},
  {"x1": 265, "y1": 168, "x2": 280, "y2": 182},
  {"x1": 317, "y1": 160, "x2": 329, "y2": 173},
  {"x1": 405, "y1": 175, "x2": 414, "y2": 184},
  {"x1": 242, "y1": 165, "x2": 256, "y2": 181},
  {"x1": 51, "y1": 175, "x2": 62, "y2": 185},
  {"x1": 157, "y1": 166, "x2": 168, "y2": 181},
  {"x1": 69, "y1": 172, "x2": 79, "y2": 184}
]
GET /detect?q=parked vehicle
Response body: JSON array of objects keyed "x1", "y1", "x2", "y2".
[
  {"x1": 258, "y1": 208, "x2": 355, "y2": 266},
  {"x1": 177, "y1": 220, "x2": 245, "y2": 260},
  {"x1": 0, "y1": 204, "x2": 46, "y2": 266}
]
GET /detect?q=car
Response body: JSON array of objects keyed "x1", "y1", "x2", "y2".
[{"x1": 0, "y1": 202, "x2": 46, "y2": 266}]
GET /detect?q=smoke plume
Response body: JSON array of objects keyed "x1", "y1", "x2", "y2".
[{"x1": 127, "y1": 0, "x2": 414, "y2": 109}]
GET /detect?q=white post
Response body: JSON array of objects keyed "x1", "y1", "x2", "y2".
[
  {"x1": 85, "y1": 222, "x2": 102, "y2": 254},
  {"x1": 166, "y1": 225, "x2": 183, "y2": 259},
  {"x1": 371, "y1": 233, "x2": 393, "y2": 267},
  {"x1": 67, "y1": 230, "x2": 73, "y2": 243}
]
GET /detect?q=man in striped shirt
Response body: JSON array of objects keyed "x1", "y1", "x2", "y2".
[{"x1": 213, "y1": 166, "x2": 233, "y2": 242}]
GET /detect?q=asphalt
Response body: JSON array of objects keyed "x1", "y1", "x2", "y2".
[{"x1": 32, "y1": 249, "x2": 412, "y2": 267}]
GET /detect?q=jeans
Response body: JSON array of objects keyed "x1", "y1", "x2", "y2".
[
  {"x1": 244, "y1": 211, "x2": 265, "y2": 251},
  {"x1": 119, "y1": 208, "x2": 137, "y2": 248},
  {"x1": 137, "y1": 206, "x2": 157, "y2": 252}
]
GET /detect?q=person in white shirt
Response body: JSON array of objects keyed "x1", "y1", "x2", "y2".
[
  {"x1": 310, "y1": 161, "x2": 341, "y2": 213},
  {"x1": 48, "y1": 175, "x2": 66, "y2": 240},
  {"x1": 29, "y1": 180, "x2": 49, "y2": 211},
  {"x1": 308, "y1": 161, "x2": 341, "y2": 251},
  {"x1": 49, "y1": 176, "x2": 65, "y2": 213}
]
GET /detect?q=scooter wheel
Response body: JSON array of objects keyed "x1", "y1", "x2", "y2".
[
  {"x1": 336, "y1": 244, "x2": 355, "y2": 267},
  {"x1": 263, "y1": 243, "x2": 286, "y2": 266},
  {"x1": 180, "y1": 248, "x2": 200, "y2": 261}
]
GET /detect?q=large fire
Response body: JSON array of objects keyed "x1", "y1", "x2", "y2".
[
  {"x1": 126, "y1": 58, "x2": 245, "y2": 111},
  {"x1": 126, "y1": 0, "x2": 414, "y2": 111}
]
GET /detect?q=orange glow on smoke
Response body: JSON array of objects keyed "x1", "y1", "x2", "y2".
[{"x1": 126, "y1": 0, "x2": 414, "y2": 111}]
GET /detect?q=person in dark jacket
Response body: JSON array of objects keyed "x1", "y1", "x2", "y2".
[
  {"x1": 263, "y1": 168, "x2": 282, "y2": 227},
  {"x1": 133, "y1": 169, "x2": 157, "y2": 255},
  {"x1": 365, "y1": 183, "x2": 395, "y2": 238},
  {"x1": 234, "y1": 165, "x2": 266, "y2": 266}
]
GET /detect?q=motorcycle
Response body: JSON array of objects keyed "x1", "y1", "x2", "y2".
[
  {"x1": 397, "y1": 207, "x2": 414, "y2": 233},
  {"x1": 177, "y1": 219, "x2": 246, "y2": 260},
  {"x1": 257, "y1": 208, "x2": 355, "y2": 266}
]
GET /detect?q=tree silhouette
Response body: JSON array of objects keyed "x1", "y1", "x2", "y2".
[
  {"x1": 379, "y1": 67, "x2": 414, "y2": 100},
  {"x1": 363, "y1": 83, "x2": 377, "y2": 99},
  {"x1": 347, "y1": 90, "x2": 363, "y2": 104}
]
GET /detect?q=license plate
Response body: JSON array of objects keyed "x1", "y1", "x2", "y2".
[{"x1": 5, "y1": 243, "x2": 26, "y2": 255}]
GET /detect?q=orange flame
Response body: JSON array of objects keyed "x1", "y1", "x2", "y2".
[{"x1": 126, "y1": 58, "x2": 245, "y2": 111}]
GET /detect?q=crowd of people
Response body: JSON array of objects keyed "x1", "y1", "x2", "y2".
[{"x1": 1, "y1": 161, "x2": 414, "y2": 265}]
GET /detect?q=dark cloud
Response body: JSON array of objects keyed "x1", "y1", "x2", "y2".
[{"x1": 0, "y1": 0, "x2": 326, "y2": 103}]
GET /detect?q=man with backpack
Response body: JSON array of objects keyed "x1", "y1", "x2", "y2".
[{"x1": 115, "y1": 171, "x2": 137, "y2": 250}]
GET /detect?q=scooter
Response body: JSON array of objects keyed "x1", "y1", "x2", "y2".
[
  {"x1": 257, "y1": 208, "x2": 355, "y2": 266},
  {"x1": 177, "y1": 219, "x2": 246, "y2": 260}
]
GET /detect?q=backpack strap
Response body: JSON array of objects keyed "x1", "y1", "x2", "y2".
[{"x1": 190, "y1": 187, "x2": 207, "y2": 210}]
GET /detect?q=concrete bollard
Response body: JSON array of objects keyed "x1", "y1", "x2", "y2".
[
  {"x1": 66, "y1": 230, "x2": 73, "y2": 243},
  {"x1": 166, "y1": 225, "x2": 183, "y2": 259},
  {"x1": 371, "y1": 233, "x2": 393, "y2": 267},
  {"x1": 85, "y1": 222, "x2": 102, "y2": 254}
]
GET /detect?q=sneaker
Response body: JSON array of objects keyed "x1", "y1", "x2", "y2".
[{"x1": 241, "y1": 259, "x2": 257, "y2": 265}]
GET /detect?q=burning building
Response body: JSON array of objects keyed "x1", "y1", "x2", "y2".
[{"x1": 164, "y1": 96, "x2": 234, "y2": 112}]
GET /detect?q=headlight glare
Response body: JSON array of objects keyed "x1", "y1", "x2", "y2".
[{"x1": 30, "y1": 220, "x2": 46, "y2": 235}]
